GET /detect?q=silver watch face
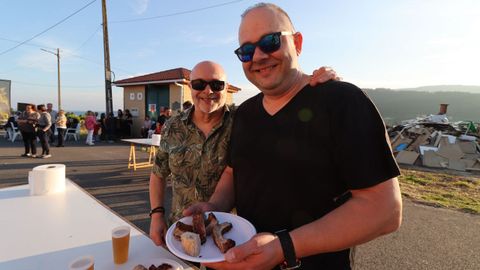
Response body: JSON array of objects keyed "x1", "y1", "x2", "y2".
[{"x1": 280, "y1": 260, "x2": 302, "y2": 270}]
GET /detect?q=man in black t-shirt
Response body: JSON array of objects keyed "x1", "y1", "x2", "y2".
[
  {"x1": 157, "y1": 107, "x2": 172, "y2": 126},
  {"x1": 185, "y1": 4, "x2": 402, "y2": 269}
]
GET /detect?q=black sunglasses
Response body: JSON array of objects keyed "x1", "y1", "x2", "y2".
[
  {"x1": 234, "y1": 31, "x2": 293, "y2": 62},
  {"x1": 190, "y1": 79, "x2": 226, "y2": 92}
]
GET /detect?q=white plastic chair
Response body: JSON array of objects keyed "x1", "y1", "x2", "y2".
[
  {"x1": 65, "y1": 124, "x2": 81, "y2": 141},
  {"x1": 10, "y1": 122, "x2": 22, "y2": 142},
  {"x1": 4, "y1": 124, "x2": 11, "y2": 140}
]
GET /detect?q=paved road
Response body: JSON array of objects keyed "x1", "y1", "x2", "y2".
[{"x1": 1, "y1": 137, "x2": 479, "y2": 269}]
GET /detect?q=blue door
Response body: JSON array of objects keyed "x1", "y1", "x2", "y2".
[{"x1": 146, "y1": 84, "x2": 169, "y2": 121}]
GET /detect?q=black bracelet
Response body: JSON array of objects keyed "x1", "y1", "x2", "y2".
[
  {"x1": 149, "y1": 206, "x2": 165, "y2": 217},
  {"x1": 275, "y1": 229, "x2": 301, "y2": 270}
]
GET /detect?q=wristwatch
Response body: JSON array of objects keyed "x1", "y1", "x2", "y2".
[{"x1": 275, "y1": 229, "x2": 301, "y2": 270}]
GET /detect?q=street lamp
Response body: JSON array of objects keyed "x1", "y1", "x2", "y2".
[{"x1": 41, "y1": 48, "x2": 61, "y2": 110}]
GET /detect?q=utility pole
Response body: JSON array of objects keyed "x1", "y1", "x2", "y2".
[
  {"x1": 41, "y1": 48, "x2": 61, "y2": 110},
  {"x1": 101, "y1": 0, "x2": 113, "y2": 116},
  {"x1": 56, "y1": 48, "x2": 61, "y2": 110}
]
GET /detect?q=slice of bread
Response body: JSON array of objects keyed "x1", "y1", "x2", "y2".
[{"x1": 180, "y1": 231, "x2": 201, "y2": 257}]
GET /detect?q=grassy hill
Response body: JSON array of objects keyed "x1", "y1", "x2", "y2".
[
  {"x1": 397, "y1": 85, "x2": 480, "y2": 93},
  {"x1": 364, "y1": 88, "x2": 480, "y2": 125}
]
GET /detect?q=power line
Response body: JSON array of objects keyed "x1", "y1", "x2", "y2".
[
  {"x1": 0, "y1": 0, "x2": 98, "y2": 57},
  {"x1": 0, "y1": 37, "x2": 56, "y2": 51},
  {"x1": 110, "y1": 0, "x2": 245, "y2": 23},
  {"x1": 66, "y1": 52, "x2": 103, "y2": 65},
  {"x1": 65, "y1": 52, "x2": 135, "y2": 76},
  {"x1": 0, "y1": 25, "x2": 134, "y2": 77},
  {"x1": 0, "y1": 49, "x2": 134, "y2": 78},
  {"x1": 12, "y1": 80, "x2": 104, "y2": 89},
  {"x1": 73, "y1": 24, "x2": 102, "y2": 52}
]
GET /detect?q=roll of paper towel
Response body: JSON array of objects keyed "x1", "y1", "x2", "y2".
[
  {"x1": 151, "y1": 134, "x2": 161, "y2": 146},
  {"x1": 28, "y1": 164, "x2": 66, "y2": 195}
]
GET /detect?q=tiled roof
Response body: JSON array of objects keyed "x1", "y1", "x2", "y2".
[
  {"x1": 114, "y1": 67, "x2": 191, "y2": 85},
  {"x1": 114, "y1": 67, "x2": 240, "y2": 92}
]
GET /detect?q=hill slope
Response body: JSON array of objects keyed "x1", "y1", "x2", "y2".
[
  {"x1": 395, "y1": 85, "x2": 480, "y2": 93},
  {"x1": 364, "y1": 88, "x2": 480, "y2": 124}
]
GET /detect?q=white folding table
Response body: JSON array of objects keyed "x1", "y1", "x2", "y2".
[
  {"x1": 122, "y1": 138, "x2": 159, "y2": 171},
  {"x1": 0, "y1": 180, "x2": 194, "y2": 270}
]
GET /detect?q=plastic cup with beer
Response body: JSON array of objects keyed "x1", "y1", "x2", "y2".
[
  {"x1": 111, "y1": 225, "x2": 130, "y2": 264},
  {"x1": 69, "y1": 255, "x2": 94, "y2": 270}
]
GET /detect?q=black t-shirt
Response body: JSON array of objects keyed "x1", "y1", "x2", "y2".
[
  {"x1": 158, "y1": 115, "x2": 167, "y2": 125},
  {"x1": 227, "y1": 81, "x2": 400, "y2": 269}
]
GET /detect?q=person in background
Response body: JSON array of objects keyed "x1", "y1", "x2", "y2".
[
  {"x1": 36, "y1": 104, "x2": 52, "y2": 158},
  {"x1": 166, "y1": 108, "x2": 172, "y2": 118},
  {"x1": 5, "y1": 113, "x2": 18, "y2": 140},
  {"x1": 105, "y1": 112, "x2": 116, "y2": 143},
  {"x1": 141, "y1": 115, "x2": 153, "y2": 138},
  {"x1": 151, "y1": 108, "x2": 172, "y2": 137},
  {"x1": 6, "y1": 111, "x2": 21, "y2": 128},
  {"x1": 182, "y1": 101, "x2": 193, "y2": 111},
  {"x1": 46, "y1": 103, "x2": 57, "y2": 144},
  {"x1": 147, "y1": 118, "x2": 157, "y2": 138},
  {"x1": 93, "y1": 112, "x2": 101, "y2": 142},
  {"x1": 99, "y1": 113, "x2": 107, "y2": 142},
  {"x1": 158, "y1": 106, "x2": 165, "y2": 118},
  {"x1": 124, "y1": 109, "x2": 133, "y2": 138},
  {"x1": 17, "y1": 104, "x2": 39, "y2": 157},
  {"x1": 153, "y1": 121, "x2": 162, "y2": 135},
  {"x1": 115, "y1": 109, "x2": 124, "y2": 139},
  {"x1": 185, "y1": 3, "x2": 402, "y2": 270},
  {"x1": 14, "y1": 111, "x2": 22, "y2": 121},
  {"x1": 55, "y1": 110, "x2": 67, "y2": 147},
  {"x1": 85, "y1": 111, "x2": 96, "y2": 146},
  {"x1": 157, "y1": 107, "x2": 172, "y2": 126},
  {"x1": 150, "y1": 118, "x2": 157, "y2": 130}
]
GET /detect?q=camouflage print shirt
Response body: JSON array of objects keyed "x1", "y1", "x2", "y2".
[{"x1": 152, "y1": 105, "x2": 235, "y2": 222}]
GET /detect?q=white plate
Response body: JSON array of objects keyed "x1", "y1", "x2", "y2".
[
  {"x1": 165, "y1": 212, "x2": 257, "y2": 263},
  {"x1": 129, "y1": 258, "x2": 183, "y2": 270}
]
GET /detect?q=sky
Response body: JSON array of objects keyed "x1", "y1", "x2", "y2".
[{"x1": 1, "y1": 0, "x2": 479, "y2": 112}]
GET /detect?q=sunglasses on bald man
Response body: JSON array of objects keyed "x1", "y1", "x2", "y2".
[
  {"x1": 190, "y1": 79, "x2": 226, "y2": 92},
  {"x1": 234, "y1": 31, "x2": 293, "y2": 62}
]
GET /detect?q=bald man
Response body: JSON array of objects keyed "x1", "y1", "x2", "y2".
[{"x1": 148, "y1": 61, "x2": 233, "y2": 246}]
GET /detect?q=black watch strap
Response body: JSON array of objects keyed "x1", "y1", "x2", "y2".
[{"x1": 275, "y1": 229, "x2": 301, "y2": 269}]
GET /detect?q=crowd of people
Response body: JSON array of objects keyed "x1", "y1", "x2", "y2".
[
  {"x1": 5, "y1": 105, "x2": 145, "y2": 157},
  {"x1": 97, "y1": 110, "x2": 130, "y2": 143},
  {"x1": 5, "y1": 103, "x2": 75, "y2": 158},
  {"x1": 9, "y1": 103, "x2": 57, "y2": 158},
  {"x1": 140, "y1": 106, "x2": 174, "y2": 138}
]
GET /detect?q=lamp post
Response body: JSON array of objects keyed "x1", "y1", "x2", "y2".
[{"x1": 41, "y1": 48, "x2": 61, "y2": 110}]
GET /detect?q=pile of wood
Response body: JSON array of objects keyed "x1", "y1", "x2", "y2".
[{"x1": 389, "y1": 124, "x2": 480, "y2": 172}]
